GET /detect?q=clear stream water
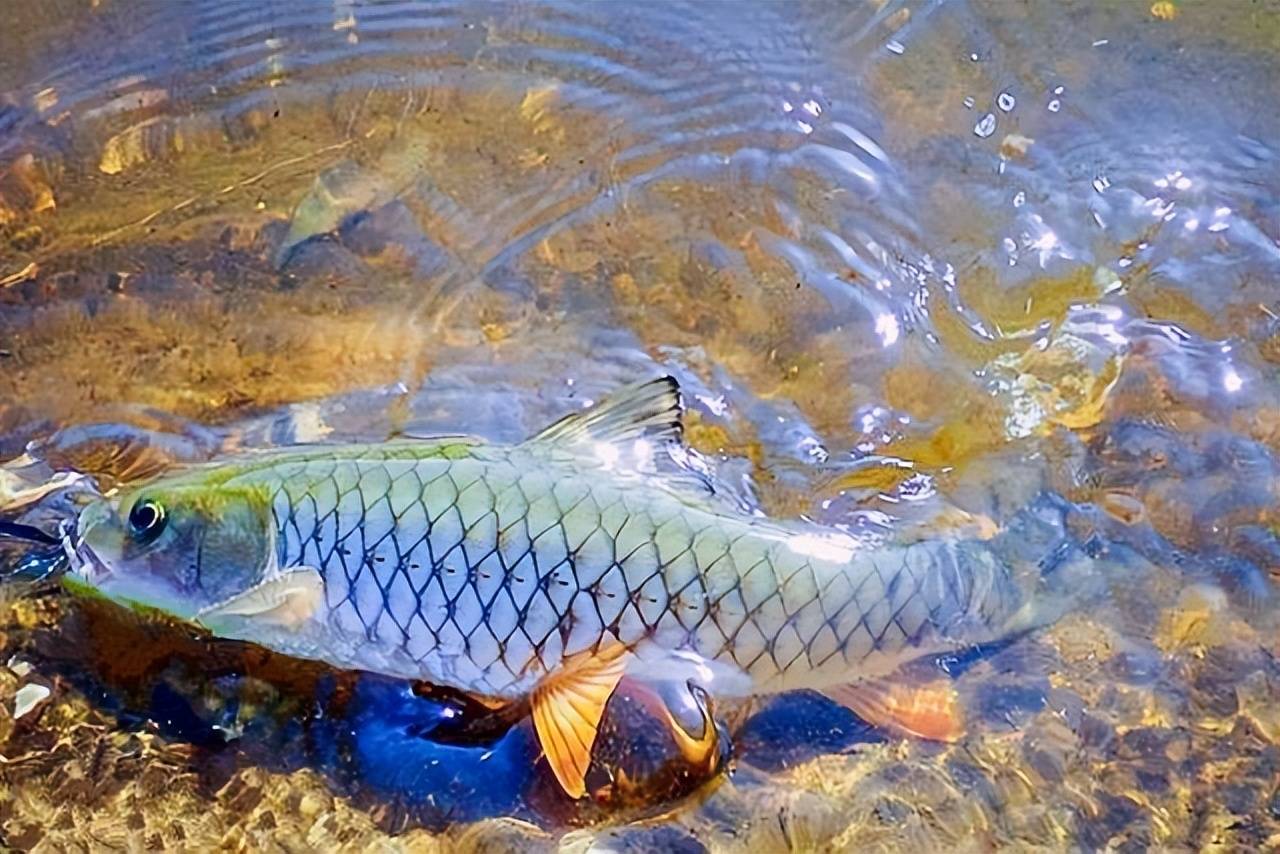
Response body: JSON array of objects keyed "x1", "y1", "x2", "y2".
[{"x1": 2, "y1": 1, "x2": 1280, "y2": 850}]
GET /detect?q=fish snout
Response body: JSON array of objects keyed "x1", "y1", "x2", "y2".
[{"x1": 71, "y1": 500, "x2": 122, "y2": 583}]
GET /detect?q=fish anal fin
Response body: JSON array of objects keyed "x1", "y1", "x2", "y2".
[
  {"x1": 529, "y1": 377, "x2": 682, "y2": 449},
  {"x1": 530, "y1": 644, "x2": 630, "y2": 798},
  {"x1": 821, "y1": 676, "x2": 964, "y2": 742}
]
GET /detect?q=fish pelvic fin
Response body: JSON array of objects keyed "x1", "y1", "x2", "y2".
[
  {"x1": 529, "y1": 376, "x2": 682, "y2": 449},
  {"x1": 530, "y1": 643, "x2": 630, "y2": 799},
  {"x1": 821, "y1": 676, "x2": 964, "y2": 742}
]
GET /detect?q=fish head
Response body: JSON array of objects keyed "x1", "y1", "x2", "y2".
[{"x1": 73, "y1": 474, "x2": 276, "y2": 620}]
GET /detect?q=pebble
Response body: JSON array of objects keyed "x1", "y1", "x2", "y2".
[{"x1": 14, "y1": 682, "x2": 50, "y2": 719}]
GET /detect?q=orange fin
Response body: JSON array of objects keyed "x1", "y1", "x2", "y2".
[
  {"x1": 530, "y1": 645, "x2": 630, "y2": 798},
  {"x1": 821, "y1": 677, "x2": 964, "y2": 742}
]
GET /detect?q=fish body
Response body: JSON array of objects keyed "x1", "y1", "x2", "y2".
[{"x1": 69, "y1": 378, "x2": 1056, "y2": 795}]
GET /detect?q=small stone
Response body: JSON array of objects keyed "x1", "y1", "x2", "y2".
[
  {"x1": 13, "y1": 682, "x2": 50, "y2": 718},
  {"x1": 450, "y1": 817, "x2": 553, "y2": 854},
  {"x1": 1000, "y1": 133, "x2": 1035, "y2": 159},
  {"x1": 296, "y1": 791, "x2": 328, "y2": 822}
]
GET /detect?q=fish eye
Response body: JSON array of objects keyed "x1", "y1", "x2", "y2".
[{"x1": 127, "y1": 498, "x2": 167, "y2": 544}]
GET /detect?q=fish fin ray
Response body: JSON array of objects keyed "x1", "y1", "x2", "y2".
[
  {"x1": 530, "y1": 644, "x2": 630, "y2": 798},
  {"x1": 526, "y1": 377, "x2": 760, "y2": 513},
  {"x1": 529, "y1": 376, "x2": 682, "y2": 449},
  {"x1": 821, "y1": 676, "x2": 964, "y2": 742}
]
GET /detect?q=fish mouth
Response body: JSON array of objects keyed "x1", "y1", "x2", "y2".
[
  {"x1": 68, "y1": 539, "x2": 110, "y2": 584},
  {"x1": 63, "y1": 498, "x2": 121, "y2": 585},
  {"x1": 61, "y1": 514, "x2": 112, "y2": 587}
]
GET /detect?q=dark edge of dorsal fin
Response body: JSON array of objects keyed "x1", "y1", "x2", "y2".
[{"x1": 528, "y1": 376, "x2": 683, "y2": 448}]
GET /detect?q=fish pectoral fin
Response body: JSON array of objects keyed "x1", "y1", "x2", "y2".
[
  {"x1": 196, "y1": 567, "x2": 324, "y2": 630},
  {"x1": 820, "y1": 676, "x2": 964, "y2": 742},
  {"x1": 530, "y1": 644, "x2": 630, "y2": 799}
]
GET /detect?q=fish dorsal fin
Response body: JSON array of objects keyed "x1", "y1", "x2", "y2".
[
  {"x1": 529, "y1": 376, "x2": 683, "y2": 449},
  {"x1": 528, "y1": 376, "x2": 753, "y2": 515}
]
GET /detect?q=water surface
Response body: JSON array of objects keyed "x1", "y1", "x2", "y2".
[{"x1": 3, "y1": 1, "x2": 1280, "y2": 850}]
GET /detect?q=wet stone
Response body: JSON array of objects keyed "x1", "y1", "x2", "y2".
[
  {"x1": 566, "y1": 825, "x2": 709, "y2": 854},
  {"x1": 732, "y1": 691, "x2": 878, "y2": 771},
  {"x1": 1133, "y1": 766, "x2": 1168, "y2": 794},
  {"x1": 974, "y1": 682, "x2": 1049, "y2": 726},
  {"x1": 874, "y1": 796, "x2": 912, "y2": 825},
  {"x1": 1105, "y1": 651, "x2": 1163, "y2": 683},
  {"x1": 1266, "y1": 788, "x2": 1280, "y2": 819},
  {"x1": 274, "y1": 239, "x2": 373, "y2": 290},
  {"x1": 1113, "y1": 834, "x2": 1154, "y2": 854},
  {"x1": 1190, "y1": 666, "x2": 1243, "y2": 718},
  {"x1": 1025, "y1": 747, "x2": 1067, "y2": 785},
  {"x1": 1219, "y1": 782, "x2": 1259, "y2": 816},
  {"x1": 1117, "y1": 727, "x2": 1173, "y2": 761},
  {"x1": 448, "y1": 817, "x2": 554, "y2": 854},
  {"x1": 1080, "y1": 792, "x2": 1145, "y2": 850},
  {"x1": 944, "y1": 759, "x2": 1002, "y2": 810}
]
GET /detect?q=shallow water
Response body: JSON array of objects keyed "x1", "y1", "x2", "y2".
[{"x1": 3, "y1": 0, "x2": 1280, "y2": 850}]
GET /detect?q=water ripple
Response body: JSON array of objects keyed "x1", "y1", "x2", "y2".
[{"x1": 4, "y1": 2, "x2": 927, "y2": 340}]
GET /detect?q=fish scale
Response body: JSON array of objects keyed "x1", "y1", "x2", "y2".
[{"x1": 242, "y1": 444, "x2": 1025, "y2": 698}]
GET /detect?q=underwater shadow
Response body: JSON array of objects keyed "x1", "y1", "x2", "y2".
[{"x1": 17, "y1": 594, "x2": 732, "y2": 831}]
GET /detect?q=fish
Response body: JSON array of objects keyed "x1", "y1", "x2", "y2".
[{"x1": 67, "y1": 377, "x2": 1079, "y2": 797}]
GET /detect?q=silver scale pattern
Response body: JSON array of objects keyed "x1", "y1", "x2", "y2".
[{"x1": 258, "y1": 448, "x2": 1022, "y2": 697}]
